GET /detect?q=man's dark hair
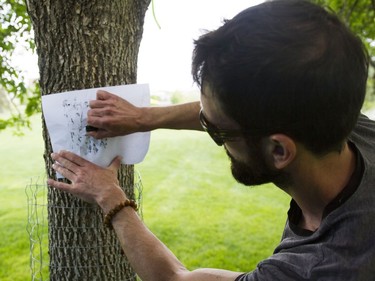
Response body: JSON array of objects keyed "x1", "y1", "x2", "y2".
[{"x1": 192, "y1": 0, "x2": 369, "y2": 154}]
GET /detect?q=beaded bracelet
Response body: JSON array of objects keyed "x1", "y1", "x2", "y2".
[{"x1": 103, "y1": 199, "x2": 138, "y2": 228}]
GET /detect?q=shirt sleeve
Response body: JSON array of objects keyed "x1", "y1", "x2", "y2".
[{"x1": 235, "y1": 274, "x2": 246, "y2": 281}]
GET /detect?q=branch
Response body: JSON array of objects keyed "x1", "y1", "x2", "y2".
[
  {"x1": 151, "y1": 0, "x2": 161, "y2": 29},
  {"x1": 345, "y1": 0, "x2": 360, "y2": 24}
]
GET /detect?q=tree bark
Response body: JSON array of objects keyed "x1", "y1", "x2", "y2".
[{"x1": 26, "y1": 0, "x2": 150, "y2": 279}]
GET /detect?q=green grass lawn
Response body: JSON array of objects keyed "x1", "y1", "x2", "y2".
[
  {"x1": 0, "y1": 115, "x2": 45, "y2": 281},
  {"x1": 0, "y1": 114, "x2": 290, "y2": 280}
]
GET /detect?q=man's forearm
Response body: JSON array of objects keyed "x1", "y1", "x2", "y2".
[
  {"x1": 141, "y1": 101, "x2": 202, "y2": 132},
  {"x1": 111, "y1": 207, "x2": 242, "y2": 281},
  {"x1": 111, "y1": 207, "x2": 188, "y2": 281},
  {"x1": 88, "y1": 92, "x2": 202, "y2": 138}
]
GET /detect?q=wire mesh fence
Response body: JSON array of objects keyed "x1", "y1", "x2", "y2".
[{"x1": 26, "y1": 172, "x2": 143, "y2": 281}]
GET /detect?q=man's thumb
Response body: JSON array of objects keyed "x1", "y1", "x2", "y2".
[{"x1": 109, "y1": 156, "x2": 122, "y2": 171}]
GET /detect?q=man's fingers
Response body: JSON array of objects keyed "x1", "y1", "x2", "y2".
[
  {"x1": 52, "y1": 150, "x2": 87, "y2": 168},
  {"x1": 47, "y1": 178, "x2": 96, "y2": 204},
  {"x1": 87, "y1": 108, "x2": 102, "y2": 117},
  {"x1": 109, "y1": 156, "x2": 122, "y2": 172},
  {"x1": 89, "y1": 100, "x2": 105, "y2": 109},
  {"x1": 86, "y1": 130, "x2": 109, "y2": 139},
  {"x1": 48, "y1": 178, "x2": 73, "y2": 193},
  {"x1": 97, "y1": 90, "x2": 115, "y2": 100},
  {"x1": 87, "y1": 114, "x2": 105, "y2": 130},
  {"x1": 87, "y1": 108, "x2": 114, "y2": 119},
  {"x1": 89, "y1": 90, "x2": 116, "y2": 108},
  {"x1": 52, "y1": 162, "x2": 76, "y2": 181}
]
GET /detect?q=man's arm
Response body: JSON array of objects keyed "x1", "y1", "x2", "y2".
[
  {"x1": 112, "y1": 207, "x2": 243, "y2": 281},
  {"x1": 87, "y1": 90, "x2": 202, "y2": 139},
  {"x1": 47, "y1": 151, "x2": 243, "y2": 281}
]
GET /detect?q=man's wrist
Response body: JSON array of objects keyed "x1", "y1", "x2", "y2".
[
  {"x1": 97, "y1": 187, "x2": 128, "y2": 214},
  {"x1": 138, "y1": 106, "x2": 154, "y2": 132},
  {"x1": 103, "y1": 199, "x2": 138, "y2": 228}
]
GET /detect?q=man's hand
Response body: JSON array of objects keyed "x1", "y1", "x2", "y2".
[
  {"x1": 87, "y1": 90, "x2": 145, "y2": 139},
  {"x1": 47, "y1": 150, "x2": 126, "y2": 213}
]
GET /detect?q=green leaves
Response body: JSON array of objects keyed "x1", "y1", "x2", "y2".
[
  {"x1": 315, "y1": 0, "x2": 375, "y2": 61},
  {"x1": 316, "y1": 0, "x2": 375, "y2": 101},
  {"x1": 0, "y1": 0, "x2": 40, "y2": 132}
]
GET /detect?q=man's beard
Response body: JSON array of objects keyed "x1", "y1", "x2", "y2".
[{"x1": 225, "y1": 145, "x2": 291, "y2": 188}]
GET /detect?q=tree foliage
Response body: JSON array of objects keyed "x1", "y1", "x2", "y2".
[
  {"x1": 0, "y1": 0, "x2": 40, "y2": 132},
  {"x1": 1, "y1": 0, "x2": 374, "y2": 132},
  {"x1": 315, "y1": 0, "x2": 375, "y2": 63},
  {"x1": 314, "y1": 0, "x2": 375, "y2": 101}
]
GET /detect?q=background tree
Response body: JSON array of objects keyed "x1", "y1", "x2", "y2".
[
  {"x1": 0, "y1": 0, "x2": 39, "y2": 130},
  {"x1": 314, "y1": 0, "x2": 375, "y2": 99},
  {"x1": 2, "y1": 0, "x2": 375, "y2": 134},
  {"x1": 25, "y1": 0, "x2": 150, "y2": 280}
]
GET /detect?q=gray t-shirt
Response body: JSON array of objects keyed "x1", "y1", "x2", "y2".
[{"x1": 237, "y1": 114, "x2": 375, "y2": 281}]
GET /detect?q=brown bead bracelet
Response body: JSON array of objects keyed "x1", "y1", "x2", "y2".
[{"x1": 103, "y1": 199, "x2": 138, "y2": 228}]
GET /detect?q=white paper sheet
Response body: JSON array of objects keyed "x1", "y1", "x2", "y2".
[{"x1": 42, "y1": 84, "x2": 150, "y2": 173}]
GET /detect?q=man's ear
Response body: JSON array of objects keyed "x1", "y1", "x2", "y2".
[{"x1": 265, "y1": 134, "x2": 297, "y2": 170}]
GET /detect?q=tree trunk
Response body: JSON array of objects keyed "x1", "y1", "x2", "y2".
[{"x1": 26, "y1": 0, "x2": 150, "y2": 279}]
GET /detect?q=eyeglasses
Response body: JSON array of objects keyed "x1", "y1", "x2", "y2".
[{"x1": 199, "y1": 109, "x2": 248, "y2": 146}]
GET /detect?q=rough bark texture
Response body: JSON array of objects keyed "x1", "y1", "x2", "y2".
[{"x1": 26, "y1": 0, "x2": 150, "y2": 280}]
